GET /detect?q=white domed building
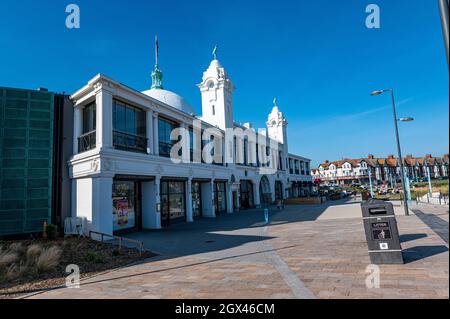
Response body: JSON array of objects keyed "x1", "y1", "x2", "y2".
[{"x1": 68, "y1": 39, "x2": 312, "y2": 236}]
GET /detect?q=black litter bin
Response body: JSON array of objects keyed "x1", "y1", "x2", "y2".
[{"x1": 361, "y1": 199, "x2": 404, "y2": 264}]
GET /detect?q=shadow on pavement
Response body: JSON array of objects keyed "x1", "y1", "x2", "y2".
[
  {"x1": 125, "y1": 199, "x2": 361, "y2": 260},
  {"x1": 399, "y1": 233, "x2": 428, "y2": 243},
  {"x1": 402, "y1": 245, "x2": 449, "y2": 264}
]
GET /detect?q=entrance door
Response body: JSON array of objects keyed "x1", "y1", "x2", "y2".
[
  {"x1": 192, "y1": 181, "x2": 202, "y2": 219},
  {"x1": 214, "y1": 182, "x2": 227, "y2": 214},
  {"x1": 275, "y1": 181, "x2": 283, "y2": 201},
  {"x1": 240, "y1": 180, "x2": 254, "y2": 210},
  {"x1": 160, "y1": 180, "x2": 186, "y2": 227}
]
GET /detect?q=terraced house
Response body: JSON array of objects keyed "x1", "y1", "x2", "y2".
[
  {"x1": 312, "y1": 154, "x2": 449, "y2": 186},
  {"x1": 69, "y1": 44, "x2": 312, "y2": 236}
]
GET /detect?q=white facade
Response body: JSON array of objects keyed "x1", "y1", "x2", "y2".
[{"x1": 69, "y1": 50, "x2": 312, "y2": 236}]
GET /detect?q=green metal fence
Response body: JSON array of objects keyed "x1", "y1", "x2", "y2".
[{"x1": 0, "y1": 87, "x2": 54, "y2": 236}]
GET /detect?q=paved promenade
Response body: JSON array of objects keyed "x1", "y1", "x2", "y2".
[{"x1": 26, "y1": 199, "x2": 448, "y2": 299}]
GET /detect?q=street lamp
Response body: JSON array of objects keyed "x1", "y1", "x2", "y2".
[
  {"x1": 438, "y1": 0, "x2": 449, "y2": 66},
  {"x1": 371, "y1": 89, "x2": 413, "y2": 216}
]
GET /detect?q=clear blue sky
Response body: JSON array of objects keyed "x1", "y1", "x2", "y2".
[{"x1": 1, "y1": 0, "x2": 448, "y2": 166}]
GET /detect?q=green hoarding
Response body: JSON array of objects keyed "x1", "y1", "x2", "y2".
[{"x1": 0, "y1": 87, "x2": 54, "y2": 236}]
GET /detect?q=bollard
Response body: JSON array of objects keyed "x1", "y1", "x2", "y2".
[{"x1": 264, "y1": 208, "x2": 269, "y2": 224}]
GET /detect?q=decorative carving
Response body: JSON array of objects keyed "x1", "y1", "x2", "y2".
[{"x1": 91, "y1": 159, "x2": 100, "y2": 172}]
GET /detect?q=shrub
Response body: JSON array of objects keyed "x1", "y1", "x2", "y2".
[
  {"x1": 112, "y1": 249, "x2": 121, "y2": 257},
  {"x1": 26, "y1": 244, "x2": 43, "y2": 267},
  {"x1": 8, "y1": 243, "x2": 26, "y2": 257},
  {"x1": 36, "y1": 246, "x2": 62, "y2": 273},
  {"x1": 85, "y1": 251, "x2": 105, "y2": 264},
  {"x1": 0, "y1": 252, "x2": 19, "y2": 270}
]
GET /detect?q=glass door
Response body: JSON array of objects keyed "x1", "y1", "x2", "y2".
[{"x1": 192, "y1": 182, "x2": 202, "y2": 219}]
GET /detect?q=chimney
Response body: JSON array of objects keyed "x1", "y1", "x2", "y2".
[
  {"x1": 387, "y1": 155, "x2": 394, "y2": 159},
  {"x1": 406, "y1": 154, "x2": 413, "y2": 159},
  {"x1": 368, "y1": 154, "x2": 375, "y2": 159},
  {"x1": 426, "y1": 154, "x2": 432, "y2": 158}
]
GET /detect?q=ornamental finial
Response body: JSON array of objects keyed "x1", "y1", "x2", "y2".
[
  {"x1": 212, "y1": 45, "x2": 218, "y2": 60},
  {"x1": 151, "y1": 35, "x2": 163, "y2": 89}
]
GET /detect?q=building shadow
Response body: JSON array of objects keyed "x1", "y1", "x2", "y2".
[
  {"x1": 402, "y1": 245, "x2": 449, "y2": 264},
  {"x1": 124, "y1": 199, "x2": 361, "y2": 261},
  {"x1": 399, "y1": 233, "x2": 428, "y2": 243}
]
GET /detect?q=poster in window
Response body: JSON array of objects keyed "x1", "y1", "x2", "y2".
[{"x1": 113, "y1": 197, "x2": 136, "y2": 231}]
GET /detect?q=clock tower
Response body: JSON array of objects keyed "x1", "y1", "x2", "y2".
[
  {"x1": 267, "y1": 98, "x2": 288, "y2": 147},
  {"x1": 198, "y1": 46, "x2": 235, "y2": 130}
]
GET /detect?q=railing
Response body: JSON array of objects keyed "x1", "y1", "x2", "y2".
[
  {"x1": 113, "y1": 131, "x2": 148, "y2": 153},
  {"x1": 416, "y1": 192, "x2": 449, "y2": 206},
  {"x1": 89, "y1": 230, "x2": 144, "y2": 256},
  {"x1": 159, "y1": 141, "x2": 175, "y2": 158},
  {"x1": 78, "y1": 130, "x2": 96, "y2": 153}
]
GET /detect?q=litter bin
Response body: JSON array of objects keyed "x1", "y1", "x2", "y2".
[{"x1": 361, "y1": 199, "x2": 403, "y2": 264}]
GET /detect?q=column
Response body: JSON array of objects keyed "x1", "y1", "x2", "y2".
[
  {"x1": 253, "y1": 180, "x2": 261, "y2": 208},
  {"x1": 210, "y1": 180, "x2": 216, "y2": 217},
  {"x1": 153, "y1": 113, "x2": 159, "y2": 156},
  {"x1": 236, "y1": 187, "x2": 241, "y2": 211},
  {"x1": 95, "y1": 90, "x2": 113, "y2": 150},
  {"x1": 155, "y1": 176, "x2": 162, "y2": 228},
  {"x1": 73, "y1": 106, "x2": 82, "y2": 154},
  {"x1": 91, "y1": 176, "x2": 114, "y2": 236},
  {"x1": 201, "y1": 180, "x2": 216, "y2": 218},
  {"x1": 146, "y1": 110, "x2": 154, "y2": 154},
  {"x1": 226, "y1": 181, "x2": 234, "y2": 214},
  {"x1": 142, "y1": 179, "x2": 161, "y2": 229},
  {"x1": 186, "y1": 178, "x2": 194, "y2": 222}
]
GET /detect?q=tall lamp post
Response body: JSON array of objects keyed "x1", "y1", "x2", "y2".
[
  {"x1": 438, "y1": 0, "x2": 449, "y2": 66},
  {"x1": 371, "y1": 89, "x2": 414, "y2": 216}
]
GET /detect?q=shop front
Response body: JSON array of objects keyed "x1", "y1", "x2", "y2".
[
  {"x1": 240, "y1": 180, "x2": 254, "y2": 210},
  {"x1": 214, "y1": 181, "x2": 227, "y2": 214},
  {"x1": 113, "y1": 179, "x2": 142, "y2": 234},
  {"x1": 160, "y1": 180, "x2": 186, "y2": 227}
]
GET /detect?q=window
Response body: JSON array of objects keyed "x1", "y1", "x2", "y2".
[
  {"x1": 82, "y1": 102, "x2": 96, "y2": 134},
  {"x1": 113, "y1": 100, "x2": 146, "y2": 136},
  {"x1": 79, "y1": 102, "x2": 97, "y2": 152},
  {"x1": 212, "y1": 105, "x2": 215, "y2": 116},
  {"x1": 158, "y1": 117, "x2": 179, "y2": 157},
  {"x1": 112, "y1": 100, "x2": 147, "y2": 153}
]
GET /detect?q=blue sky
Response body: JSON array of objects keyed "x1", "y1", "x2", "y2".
[{"x1": 0, "y1": 0, "x2": 448, "y2": 166}]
